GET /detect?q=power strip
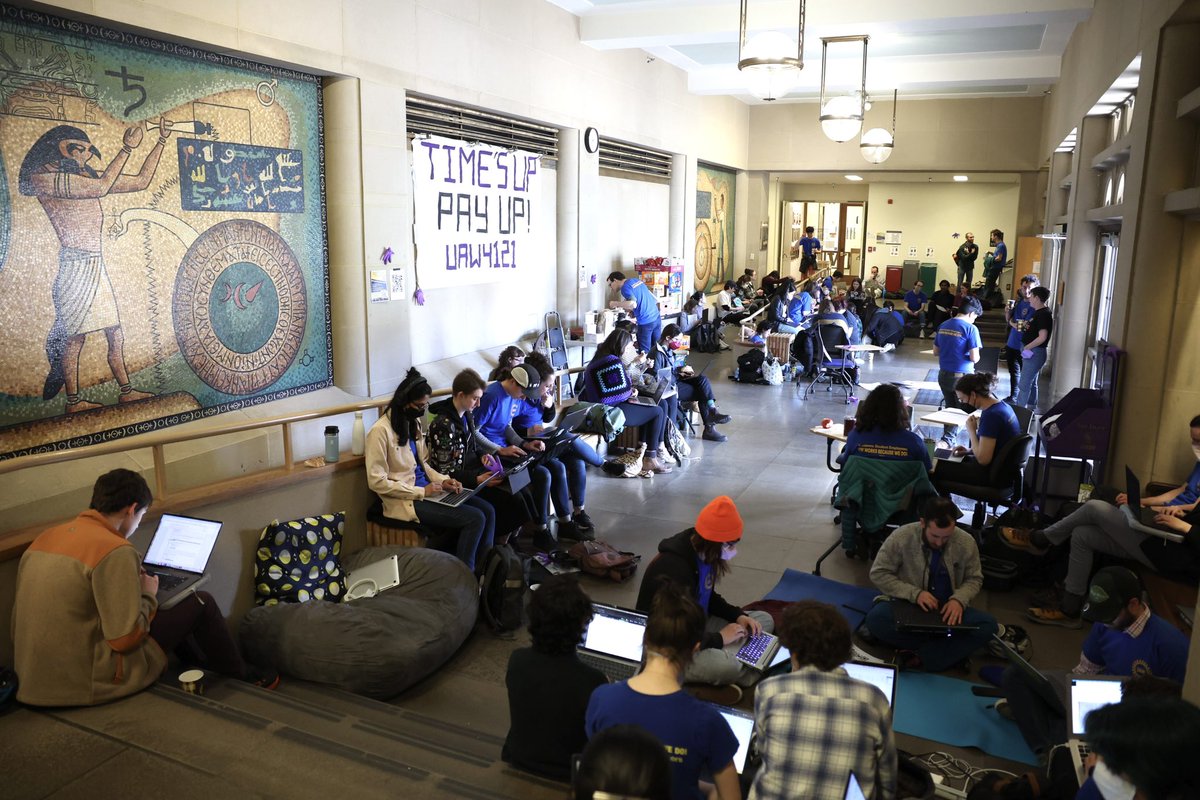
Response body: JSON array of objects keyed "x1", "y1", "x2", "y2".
[{"x1": 933, "y1": 784, "x2": 968, "y2": 800}]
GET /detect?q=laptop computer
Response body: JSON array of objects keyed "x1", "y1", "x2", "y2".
[
  {"x1": 843, "y1": 660, "x2": 899, "y2": 712},
  {"x1": 142, "y1": 513, "x2": 222, "y2": 610},
  {"x1": 632, "y1": 367, "x2": 673, "y2": 405},
  {"x1": 992, "y1": 634, "x2": 1065, "y2": 715},
  {"x1": 423, "y1": 465, "x2": 506, "y2": 508},
  {"x1": 496, "y1": 454, "x2": 534, "y2": 494},
  {"x1": 843, "y1": 772, "x2": 868, "y2": 800},
  {"x1": 891, "y1": 600, "x2": 981, "y2": 635},
  {"x1": 1066, "y1": 676, "x2": 1124, "y2": 786},
  {"x1": 558, "y1": 403, "x2": 591, "y2": 433},
  {"x1": 577, "y1": 603, "x2": 647, "y2": 681},
  {"x1": 1122, "y1": 467, "x2": 1185, "y2": 542},
  {"x1": 710, "y1": 704, "x2": 755, "y2": 774},
  {"x1": 732, "y1": 631, "x2": 782, "y2": 671}
]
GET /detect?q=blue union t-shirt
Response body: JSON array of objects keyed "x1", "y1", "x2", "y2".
[
  {"x1": 1168, "y1": 462, "x2": 1200, "y2": 506},
  {"x1": 838, "y1": 427, "x2": 932, "y2": 471},
  {"x1": 586, "y1": 683, "x2": 739, "y2": 800},
  {"x1": 621, "y1": 278, "x2": 661, "y2": 325},
  {"x1": 476, "y1": 381, "x2": 520, "y2": 447},
  {"x1": 1080, "y1": 615, "x2": 1189, "y2": 682},
  {"x1": 1006, "y1": 299, "x2": 1034, "y2": 350},
  {"x1": 935, "y1": 317, "x2": 982, "y2": 373},
  {"x1": 977, "y1": 401, "x2": 1020, "y2": 453}
]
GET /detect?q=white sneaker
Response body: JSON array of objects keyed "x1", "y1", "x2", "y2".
[
  {"x1": 882, "y1": 343, "x2": 895, "y2": 353},
  {"x1": 919, "y1": 330, "x2": 926, "y2": 339}
]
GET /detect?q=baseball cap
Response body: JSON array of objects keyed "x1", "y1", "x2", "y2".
[
  {"x1": 695, "y1": 496, "x2": 743, "y2": 543},
  {"x1": 508, "y1": 364, "x2": 542, "y2": 399},
  {"x1": 1081, "y1": 566, "x2": 1142, "y2": 624}
]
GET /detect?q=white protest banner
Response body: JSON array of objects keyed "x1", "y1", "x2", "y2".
[{"x1": 411, "y1": 136, "x2": 542, "y2": 289}]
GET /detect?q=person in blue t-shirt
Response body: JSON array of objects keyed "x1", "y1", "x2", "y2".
[
  {"x1": 1002, "y1": 273, "x2": 1038, "y2": 400},
  {"x1": 607, "y1": 270, "x2": 662, "y2": 354},
  {"x1": 797, "y1": 225, "x2": 821, "y2": 275},
  {"x1": 866, "y1": 301, "x2": 905, "y2": 349},
  {"x1": 902, "y1": 280, "x2": 929, "y2": 338},
  {"x1": 999, "y1": 567, "x2": 1190, "y2": 759},
  {"x1": 932, "y1": 372, "x2": 1021, "y2": 489},
  {"x1": 838, "y1": 383, "x2": 931, "y2": 470},
  {"x1": 985, "y1": 229, "x2": 1008, "y2": 296},
  {"x1": 586, "y1": 587, "x2": 740, "y2": 800},
  {"x1": 932, "y1": 296, "x2": 983, "y2": 444}
]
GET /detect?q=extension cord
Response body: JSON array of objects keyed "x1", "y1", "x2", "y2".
[{"x1": 933, "y1": 784, "x2": 968, "y2": 800}]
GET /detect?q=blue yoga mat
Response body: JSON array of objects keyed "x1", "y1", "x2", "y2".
[
  {"x1": 895, "y1": 672, "x2": 1039, "y2": 765},
  {"x1": 763, "y1": 569, "x2": 879, "y2": 628}
]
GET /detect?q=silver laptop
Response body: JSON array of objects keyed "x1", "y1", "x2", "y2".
[
  {"x1": 843, "y1": 660, "x2": 899, "y2": 712},
  {"x1": 1067, "y1": 676, "x2": 1124, "y2": 786},
  {"x1": 423, "y1": 464, "x2": 508, "y2": 508},
  {"x1": 711, "y1": 704, "x2": 755, "y2": 774},
  {"x1": 142, "y1": 513, "x2": 222, "y2": 609},
  {"x1": 577, "y1": 603, "x2": 647, "y2": 681}
]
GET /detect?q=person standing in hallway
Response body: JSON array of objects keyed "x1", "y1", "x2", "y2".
[
  {"x1": 1003, "y1": 274, "x2": 1038, "y2": 401},
  {"x1": 953, "y1": 232, "x2": 979, "y2": 290},
  {"x1": 798, "y1": 225, "x2": 822, "y2": 276},
  {"x1": 608, "y1": 271, "x2": 662, "y2": 355},
  {"x1": 932, "y1": 296, "x2": 983, "y2": 446},
  {"x1": 1014, "y1": 286, "x2": 1052, "y2": 410},
  {"x1": 984, "y1": 229, "x2": 1008, "y2": 297}
]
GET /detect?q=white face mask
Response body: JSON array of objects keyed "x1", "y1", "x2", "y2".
[
  {"x1": 720, "y1": 547, "x2": 737, "y2": 561},
  {"x1": 1192, "y1": 443, "x2": 1200, "y2": 462},
  {"x1": 1092, "y1": 759, "x2": 1136, "y2": 800}
]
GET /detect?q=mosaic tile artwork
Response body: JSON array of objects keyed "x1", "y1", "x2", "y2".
[
  {"x1": 0, "y1": 4, "x2": 331, "y2": 459},
  {"x1": 695, "y1": 163, "x2": 736, "y2": 293}
]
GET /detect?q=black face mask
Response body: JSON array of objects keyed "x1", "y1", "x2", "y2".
[
  {"x1": 959, "y1": 400, "x2": 977, "y2": 413},
  {"x1": 404, "y1": 405, "x2": 425, "y2": 420}
]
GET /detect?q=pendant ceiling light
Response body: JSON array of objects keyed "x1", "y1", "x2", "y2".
[
  {"x1": 737, "y1": 0, "x2": 805, "y2": 102},
  {"x1": 819, "y1": 35, "x2": 869, "y2": 142},
  {"x1": 860, "y1": 89, "x2": 898, "y2": 163}
]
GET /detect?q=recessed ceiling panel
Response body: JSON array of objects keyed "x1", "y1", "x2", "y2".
[{"x1": 871, "y1": 25, "x2": 1046, "y2": 58}]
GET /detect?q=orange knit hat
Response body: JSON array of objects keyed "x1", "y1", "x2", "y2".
[{"x1": 695, "y1": 495, "x2": 743, "y2": 542}]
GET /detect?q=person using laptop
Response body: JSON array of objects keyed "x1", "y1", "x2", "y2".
[
  {"x1": 931, "y1": 372, "x2": 1021, "y2": 490},
  {"x1": 866, "y1": 496, "x2": 999, "y2": 671},
  {"x1": 653, "y1": 324, "x2": 732, "y2": 443},
  {"x1": 999, "y1": 567, "x2": 1189, "y2": 761},
  {"x1": 580, "y1": 328, "x2": 673, "y2": 475},
  {"x1": 586, "y1": 587, "x2": 741, "y2": 800},
  {"x1": 12, "y1": 469, "x2": 276, "y2": 706},
  {"x1": 634, "y1": 495, "x2": 774, "y2": 691},
  {"x1": 366, "y1": 368, "x2": 496, "y2": 573},
  {"x1": 750, "y1": 601, "x2": 898, "y2": 800},
  {"x1": 1012, "y1": 414, "x2": 1200, "y2": 626},
  {"x1": 502, "y1": 576, "x2": 607, "y2": 781}
]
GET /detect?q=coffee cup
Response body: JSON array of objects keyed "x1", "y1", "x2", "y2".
[
  {"x1": 179, "y1": 668, "x2": 206, "y2": 695},
  {"x1": 924, "y1": 438, "x2": 937, "y2": 460},
  {"x1": 843, "y1": 417, "x2": 856, "y2": 436}
]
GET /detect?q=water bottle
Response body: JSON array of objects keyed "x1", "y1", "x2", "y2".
[
  {"x1": 351, "y1": 411, "x2": 365, "y2": 456},
  {"x1": 324, "y1": 425, "x2": 340, "y2": 463}
]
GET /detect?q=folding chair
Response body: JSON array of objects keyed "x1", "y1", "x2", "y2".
[{"x1": 801, "y1": 323, "x2": 857, "y2": 402}]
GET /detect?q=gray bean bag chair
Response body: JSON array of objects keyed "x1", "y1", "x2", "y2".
[{"x1": 239, "y1": 546, "x2": 478, "y2": 699}]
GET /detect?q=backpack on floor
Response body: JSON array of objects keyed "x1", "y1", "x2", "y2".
[
  {"x1": 733, "y1": 349, "x2": 767, "y2": 383},
  {"x1": 479, "y1": 543, "x2": 528, "y2": 633},
  {"x1": 691, "y1": 321, "x2": 720, "y2": 353},
  {"x1": 568, "y1": 540, "x2": 641, "y2": 582}
]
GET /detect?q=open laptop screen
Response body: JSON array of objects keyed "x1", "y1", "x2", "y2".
[
  {"x1": 714, "y1": 705, "x2": 755, "y2": 773},
  {"x1": 144, "y1": 514, "x2": 222, "y2": 573},
  {"x1": 1069, "y1": 677, "x2": 1124, "y2": 736},
  {"x1": 843, "y1": 661, "x2": 898, "y2": 709},
  {"x1": 582, "y1": 604, "x2": 647, "y2": 662},
  {"x1": 844, "y1": 772, "x2": 867, "y2": 800}
]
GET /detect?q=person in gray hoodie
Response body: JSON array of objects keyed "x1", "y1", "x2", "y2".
[{"x1": 865, "y1": 496, "x2": 998, "y2": 671}]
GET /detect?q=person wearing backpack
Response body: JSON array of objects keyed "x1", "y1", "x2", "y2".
[
  {"x1": 502, "y1": 576, "x2": 607, "y2": 780},
  {"x1": 635, "y1": 496, "x2": 774, "y2": 691}
]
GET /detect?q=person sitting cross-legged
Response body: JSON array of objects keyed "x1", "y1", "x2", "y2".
[{"x1": 866, "y1": 496, "x2": 999, "y2": 671}]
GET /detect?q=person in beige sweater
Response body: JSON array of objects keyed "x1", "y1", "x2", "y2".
[{"x1": 12, "y1": 469, "x2": 274, "y2": 706}]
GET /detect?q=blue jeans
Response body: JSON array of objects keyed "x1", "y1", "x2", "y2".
[
  {"x1": 1015, "y1": 346, "x2": 1046, "y2": 409},
  {"x1": 526, "y1": 463, "x2": 553, "y2": 525},
  {"x1": 865, "y1": 600, "x2": 998, "y2": 672},
  {"x1": 413, "y1": 496, "x2": 495, "y2": 572},
  {"x1": 618, "y1": 401, "x2": 666, "y2": 457},
  {"x1": 776, "y1": 322, "x2": 800, "y2": 334},
  {"x1": 567, "y1": 436, "x2": 605, "y2": 467},
  {"x1": 635, "y1": 318, "x2": 662, "y2": 354},
  {"x1": 544, "y1": 455, "x2": 587, "y2": 516}
]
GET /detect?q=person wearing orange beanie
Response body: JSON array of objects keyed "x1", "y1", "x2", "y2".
[{"x1": 634, "y1": 496, "x2": 774, "y2": 692}]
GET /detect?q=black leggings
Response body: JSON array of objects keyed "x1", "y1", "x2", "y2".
[
  {"x1": 619, "y1": 400, "x2": 666, "y2": 457},
  {"x1": 150, "y1": 591, "x2": 246, "y2": 678},
  {"x1": 1002, "y1": 346, "x2": 1022, "y2": 398}
]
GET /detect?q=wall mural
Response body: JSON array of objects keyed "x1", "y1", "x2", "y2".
[
  {"x1": 694, "y1": 163, "x2": 735, "y2": 293},
  {"x1": 0, "y1": 4, "x2": 330, "y2": 459}
]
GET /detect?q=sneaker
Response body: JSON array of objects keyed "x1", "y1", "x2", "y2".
[
  {"x1": 709, "y1": 412, "x2": 733, "y2": 425},
  {"x1": 919, "y1": 330, "x2": 926, "y2": 339},
  {"x1": 572, "y1": 510, "x2": 595, "y2": 532},
  {"x1": 1024, "y1": 605, "x2": 1082, "y2": 629},
  {"x1": 1000, "y1": 527, "x2": 1049, "y2": 555},
  {"x1": 702, "y1": 425, "x2": 728, "y2": 442},
  {"x1": 556, "y1": 520, "x2": 582, "y2": 542},
  {"x1": 641, "y1": 455, "x2": 673, "y2": 474},
  {"x1": 881, "y1": 343, "x2": 896, "y2": 353},
  {"x1": 531, "y1": 529, "x2": 558, "y2": 553},
  {"x1": 601, "y1": 460, "x2": 626, "y2": 476}
]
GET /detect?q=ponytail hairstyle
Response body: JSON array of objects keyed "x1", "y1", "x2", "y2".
[
  {"x1": 386, "y1": 367, "x2": 432, "y2": 445},
  {"x1": 643, "y1": 585, "x2": 706, "y2": 672},
  {"x1": 954, "y1": 372, "x2": 998, "y2": 400}
]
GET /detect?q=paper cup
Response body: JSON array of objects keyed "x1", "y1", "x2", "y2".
[
  {"x1": 178, "y1": 669, "x2": 206, "y2": 695},
  {"x1": 924, "y1": 438, "x2": 937, "y2": 460}
]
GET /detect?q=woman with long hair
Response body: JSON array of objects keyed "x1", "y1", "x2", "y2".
[
  {"x1": 655, "y1": 324, "x2": 731, "y2": 442},
  {"x1": 580, "y1": 329, "x2": 672, "y2": 474},
  {"x1": 488, "y1": 345, "x2": 526, "y2": 381},
  {"x1": 586, "y1": 586, "x2": 742, "y2": 800},
  {"x1": 365, "y1": 367, "x2": 495, "y2": 573}
]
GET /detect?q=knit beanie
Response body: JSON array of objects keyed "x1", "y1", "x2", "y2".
[{"x1": 695, "y1": 496, "x2": 743, "y2": 542}]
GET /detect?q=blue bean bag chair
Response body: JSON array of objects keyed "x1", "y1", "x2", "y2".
[{"x1": 239, "y1": 546, "x2": 478, "y2": 699}]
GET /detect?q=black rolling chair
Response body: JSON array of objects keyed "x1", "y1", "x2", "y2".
[
  {"x1": 801, "y1": 323, "x2": 857, "y2": 401},
  {"x1": 937, "y1": 433, "x2": 1034, "y2": 532}
]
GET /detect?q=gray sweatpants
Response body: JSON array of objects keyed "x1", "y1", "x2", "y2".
[
  {"x1": 685, "y1": 610, "x2": 775, "y2": 686},
  {"x1": 1041, "y1": 500, "x2": 1154, "y2": 597}
]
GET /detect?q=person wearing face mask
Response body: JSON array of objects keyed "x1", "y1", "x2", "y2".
[
  {"x1": 654, "y1": 324, "x2": 732, "y2": 443},
  {"x1": 866, "y1": 497, "x2": 999, "y2": 672},
  {"x1": 997, "y1": 568, "x2": 1189, "y2": 766},
  {"x1": 1079, "y1": 695, "x2": 1200, "y2": 800},
  {"x1": 635, "y1": 496, "x2": 775, "y2": 691},
  {"x1": 366, "y1": 368, "x2": 496, "y2": 573},
  {"x1": 930, "y1": 372, "x2": 1022, "y2": 491}
]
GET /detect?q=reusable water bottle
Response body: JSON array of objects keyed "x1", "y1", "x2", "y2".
[
  {"x1": 324, "y1": 425, "x2": 340, "y2": 463},
  {"x1": 351, "y1": 411, "x2": 366, "y2": 456}
]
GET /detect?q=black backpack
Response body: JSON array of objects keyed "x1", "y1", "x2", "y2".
[
  {"x1": 691, "y1": 322, "x2": 719, "y2": 353},
  {"x1": 479, "y1": 543, "x2": 528, "y2": 633},
  {"x1": 733, "y1": 349, "x2": 766, "y2": 383}
]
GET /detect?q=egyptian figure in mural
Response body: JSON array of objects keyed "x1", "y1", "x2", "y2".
[
  {"x1": 715, "y1": 191, "x2": 727, "y2": 281},
  {"x1": 17, "y1": 119, "x2": 172, "y2": 412}
]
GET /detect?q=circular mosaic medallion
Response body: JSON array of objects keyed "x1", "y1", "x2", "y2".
[{"x1": 174, "y1": 219, "x2": 307, "y2": 395}]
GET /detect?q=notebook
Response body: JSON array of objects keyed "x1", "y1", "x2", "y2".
[
  {"x1": 891, "y1": 600, "x2": 981, "y2": 635},
  {"x1": 712, "y1": 705, "x2": 755, "y2": 774},
  {"x1": 1067, "y1": 676, "x2": 1124, "y2": 786},
  {"x1": 733, "y1": 631, "x2": 782, "y2": 671},
  {"x1": 577, "y1": 603, "x2": 647, "y2": 681},
  {"x1": 1122, "y1": 467, "x2": 1185, "y2": 542},
  {"x1": 142, "y1": 513, "x2": 222, "y2": 610},
  {"x1": 345, "y1": 554, "x2": 402, "y2": 601},
  {"x1": 843, "y1": 660, "x2": 899, "y2": 711}
]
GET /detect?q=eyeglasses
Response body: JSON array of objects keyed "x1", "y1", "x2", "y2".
[{"x1": 722, "y1": 540, "x2": 741, "y2": 550}]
